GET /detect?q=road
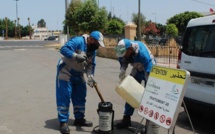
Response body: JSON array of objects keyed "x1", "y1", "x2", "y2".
[
  {"x1": 0, "y1": 40, "x2": 58, "y2": 50},
  {"x1": 0, "y1": 41, "x2": 214, "y2": 134}
]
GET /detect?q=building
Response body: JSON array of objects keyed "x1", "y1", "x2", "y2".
[{"x1": 32, "y1": 25, "x2": 48, "y2": 40}]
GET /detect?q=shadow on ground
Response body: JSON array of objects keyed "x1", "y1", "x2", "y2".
[
  {"x1": 176, "y1": 111, "x2": 215, "y2": 134},
  {"x1": 44, "y1": 118, "x2": 146, "y2": 134},
  {"x1": 44, "y1": 118, "x2": 73, "y2": 131}
]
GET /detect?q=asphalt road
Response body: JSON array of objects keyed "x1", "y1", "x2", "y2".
[
  {"x1": 0, "y1": 41, "x2": 214, "y2": 134},
  {"x1": 0, "y1": 40, "x2": 58, "y2": 50}
]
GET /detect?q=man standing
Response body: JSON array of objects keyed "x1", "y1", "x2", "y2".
[
  {"x1": 56, "y1": 31, "x2": 105, "y2": 134},
  {"x1": 115, "y1": 39, "x2": 156, "y2": 129}
]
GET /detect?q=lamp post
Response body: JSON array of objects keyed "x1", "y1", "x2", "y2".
[
  {"x1": 14, "y1": 0, "x2": 19, "y2": 39},
  {"x1": 152, "y1": 13, "x2": 156, "y2": 23},
  {"x1": 137, "y1": 0, "x2": 141, "y2": 41},
  {"x1": 14, "y1": 0, "x2": 19, "y2": 27}
]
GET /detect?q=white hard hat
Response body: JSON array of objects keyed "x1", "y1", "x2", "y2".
[{"x1": 115, "y1": 40, "x2": 126, "y2": 57}]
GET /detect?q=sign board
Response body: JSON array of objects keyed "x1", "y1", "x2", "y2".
[{"x1": 138, "y1": 65, "x2": 190, "y2": 129}]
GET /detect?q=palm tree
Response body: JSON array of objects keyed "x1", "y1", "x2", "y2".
[
  {"x1": 14, "y1": 20, "x2": 17, "y2": 39},
  {"x1": 18, "y1": 17, "x2": 21, "y2": 39},
  {"x1": 28, "y1": 17, "x2": 31, "y2": 39}
]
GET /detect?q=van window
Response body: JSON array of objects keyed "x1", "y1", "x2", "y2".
[{"x1": 182, "y1": 25, "x2": 215, "y2": 58}]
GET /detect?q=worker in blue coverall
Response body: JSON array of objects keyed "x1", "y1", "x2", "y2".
[
  {"x1": 115, "y1": 39, "x2": 156, "y2": 129},
  {"x1": 56, "y1": 31, "x2": 105, "y2": 134}
]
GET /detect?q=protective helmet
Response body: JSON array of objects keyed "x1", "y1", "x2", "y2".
[{"x1": 115, "y1": 40, "x2": 126, "y2": 57}]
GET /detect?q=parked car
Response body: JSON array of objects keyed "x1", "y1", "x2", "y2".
[
  {"x1": 174, "y1": 36, "x2": 182, "y2": 45},
  {"x1": 159, "y1": 38, "x2": 168, "y2": 46},
  {"x1": 44, "y1": 36, "x2": 56, "y2": 41},
  {"x1": 177, "y1": 15, "x2": 215, "y2": 115}
]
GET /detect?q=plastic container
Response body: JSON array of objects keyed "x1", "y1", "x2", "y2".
[{"x1": 115, "y1": 75, "x2": 145, "y2": 108}]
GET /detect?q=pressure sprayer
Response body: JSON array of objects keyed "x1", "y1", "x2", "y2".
[
  {"x1": 82, "y1": 59, "x2": 114, "y2": 133},
  {"x1": 93, "y1": 83, "x2": 114, "y2": 134}
]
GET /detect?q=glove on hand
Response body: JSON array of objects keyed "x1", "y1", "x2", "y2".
[
  {"x1": 87, "y1": 75, "x2": 96, "y2": 88},
  {"x1": 119, "y1": 70, "x2": 126, "y2": 81},
  {"x1": 75, "y1": 53, "x2": 87, "y2": 63}
]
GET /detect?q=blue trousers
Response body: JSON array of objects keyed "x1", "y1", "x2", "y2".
[{"x1": 56, "y1": 60, "x2": 87, "y2": 123}]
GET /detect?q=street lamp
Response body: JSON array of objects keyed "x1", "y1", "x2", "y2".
[
  {"x1": 14, "y1": 0, "x2": 20, "y2": 39},
  {"x1": 152, "y1": 13, "x2": 157, "y2": 23},
  {"x1": 14, "y1": 0, "x2": 19, "y2": 27},
  {"x1": 137, "y1": 0, "x2": 141, "y2": 41}
]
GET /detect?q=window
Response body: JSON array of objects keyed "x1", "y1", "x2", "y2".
[{"x1": 183, "y1": 25, "x2": 215, "y2": 57}]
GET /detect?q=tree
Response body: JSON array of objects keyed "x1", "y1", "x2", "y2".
[
  {"x1": 18, "y1": 17, "x2": 21, "y2": 39},
  {"x1": 0, "y1": 17, "x2": 33, "y2": 38},
  {"x1": 105, "y1": 14, "x2": 125, "y2": 35},
  {"x1": 66, "y1": 0, "x2": 108, "y2": 34},
  {"x1": 167, "y1": 11, "x2": 203, "y2": 35},
  {"x1": 37, "y1": 19, "x2": 46, "y2": 27},
  {"x1": 131, "y1": 12, "x2": 146, "y2": 36},
  {"x1": 28, "y1": 18, "x2": 32, "y2": 39},
  {"x1": 106, "y1": 19, "x2": 124, "y2": 34},
  {"x1": 166, "y1": 24, "x2": 178, "y2": 37},
  {"x1": 143, "y1": 21, "x2": 159, "y2": 36},
  {"x1": 156, "y1": 23, "x2": 166, "y2": 36},
  {"x1": 65, "y1": 0, "x2": 82, "y2": 34},
  {"x1": 21, "y1": 25, "x2": 33, "y2": 37},
  {"x1": 107, "y1": 12, "x2": 112, "y2": 20},
  {"x1": 0, "y1": 18, "x2": 16, "y2": 37}
]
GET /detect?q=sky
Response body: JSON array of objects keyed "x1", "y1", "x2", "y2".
[{"x1": 0, "y1": 0, "x2": 215, "y2": 30}]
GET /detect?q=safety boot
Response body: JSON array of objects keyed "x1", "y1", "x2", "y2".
[
  {"x1": 116, "y1": 115, "x2": 131, "y2": 129},
  {"x1": 74, "y1": 118, "x2": 93, "y2": 127},
  {"x1": 59, "y1": 122, "x2": 70, "y2": 134}
]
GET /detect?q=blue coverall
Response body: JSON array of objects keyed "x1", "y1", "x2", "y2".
[
  {"x1": 119, "y1": 39, "x2": 156, "y2": 116},
  {"x1": 56, "y1": 35, "x2": 96, "y2": 123}
]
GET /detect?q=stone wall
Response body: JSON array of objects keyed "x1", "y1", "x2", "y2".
[
  {"x1": 97, "y1": 47, "x2": 117, "y2": 59},
  {"x1": 97, "y1": 38, "x2": 180, "y2": 59}
]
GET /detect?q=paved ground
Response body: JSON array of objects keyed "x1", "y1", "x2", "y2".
[{"x1": 0, "y1": 47, "x2": 213, "y2": 134}]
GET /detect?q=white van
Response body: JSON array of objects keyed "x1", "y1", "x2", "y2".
[{"x1": 177, "y1": 15, "x2": 215, "y2": 114}]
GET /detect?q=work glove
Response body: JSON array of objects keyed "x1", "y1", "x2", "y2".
[
  {"x1": 75, "y1": 53, "x2": 87, "y2": 63},
  {"x1": 119, "y1": 70, "x2": 126, "y2": 81},
  {"x1": 87, "y1": 75, "x2": 96, "y2": 88}
]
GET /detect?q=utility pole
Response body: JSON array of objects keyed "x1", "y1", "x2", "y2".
[
  {"x1": 28, "y1": 17, "x2": 32, "y2": 39},
  {"x1": 137, "y1": 0, "x2": 141, "y2": 41},
  {"x1": 65, "y1": 0, "x2": 70, "y2": 40}
]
